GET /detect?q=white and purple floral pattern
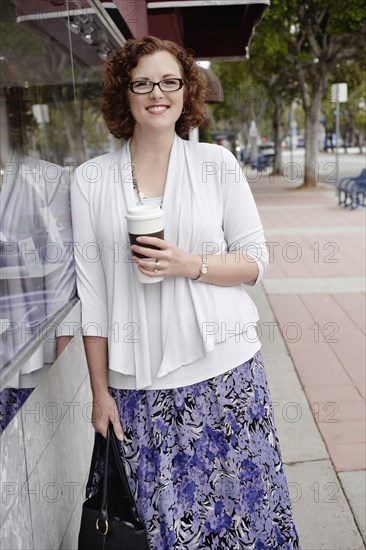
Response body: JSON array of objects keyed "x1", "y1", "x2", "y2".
[
  {"x1": 103, "y1": 352, "x2": 301, "y2": 549},
  {"x1": 0, "y1": 387, "x2": 33, "y2": 433}
]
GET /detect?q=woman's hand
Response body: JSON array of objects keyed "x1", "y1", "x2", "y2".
[
  {"x1": 131, "y1": 236, "x2": 201, "y2": 280},
  {"x1": 91, "y1": 391, "x2": 124, "y2": 441}
]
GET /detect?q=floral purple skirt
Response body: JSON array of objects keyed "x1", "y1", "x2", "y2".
[
  {"x1": 0, "y1": 387, "x2": 33, "y2": 434},
  {"x1": 106, "y1": 351, "x2": 301, "y2": 549}
]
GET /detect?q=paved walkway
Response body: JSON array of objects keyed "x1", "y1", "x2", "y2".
[{"x1": 246, "y1": 170, "x2": 365, "y2": 549}]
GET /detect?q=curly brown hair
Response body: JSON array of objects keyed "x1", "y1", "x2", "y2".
[{"x1": 101, "y1": 35, "x2": 207, "y2": 140}]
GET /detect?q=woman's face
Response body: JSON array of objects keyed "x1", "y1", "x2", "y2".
[{"x1": 128, "y1": 51, "x2": 184, "y2": 135}]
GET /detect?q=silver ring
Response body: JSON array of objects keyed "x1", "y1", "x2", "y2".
[{"x1": 153, "y1": 260, "x2": 160, "y2": 273}]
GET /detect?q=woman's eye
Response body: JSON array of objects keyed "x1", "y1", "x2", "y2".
[{"x1": 136, "y1": 81, "x2": 149, "y2": 88}]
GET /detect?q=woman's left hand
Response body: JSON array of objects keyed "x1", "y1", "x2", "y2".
[{"x1": 131, "y1": 236, "x2": 200, "y2": 280}]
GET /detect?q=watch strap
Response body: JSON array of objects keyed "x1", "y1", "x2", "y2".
[{"x1": 194, "y1": 256, "x2": 208, "y2": 281}]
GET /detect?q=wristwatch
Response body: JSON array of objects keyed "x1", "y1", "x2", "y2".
[{"x1": 194, "y1": 256, "x2": 208, "y2": 281}]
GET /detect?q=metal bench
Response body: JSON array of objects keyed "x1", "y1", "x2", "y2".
[
  {"x1": 249, "y1": 154, "x2": 274, "y2": 171},
  {"x1": 337, "y1": 169, "x2": 366, "y2": 209}
]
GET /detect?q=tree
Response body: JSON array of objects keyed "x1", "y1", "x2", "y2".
[
  {"x1": 42, "y1": 44, "x2": 88, "y2": 164},
  {"x1": 322, "y1": 55, "x2": 366, "y2": 153},
  {"x1": 209, "y1": 61, "x2": 269, "y2": 152},
  {"x1": 267, "y1": 0, "x2": 366, "y2": 187},
  {"x1": 246, "y1": 15, "x2": 298, "y2": 174}
]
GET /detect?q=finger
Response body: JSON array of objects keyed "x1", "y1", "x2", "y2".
[
  {"x1": 139, "y1": 267, "x2": 161, "y2": 277},
  {"x1": 136, "y1": 236, "x2": 169, "y2": 248},
  {"x1": 135, "y1": 259, "x2": 163, "y2": 277},
  {"x1": 134, "y1": 257, "x2": 164, "y2": 270},
  {"x1": 109, "y1": 405, "x2": 124, "y2": 441},
  {"x1": 93, "y1": 421, "x2": 108, "y2": 438},
  {"x1": 111, "y1": 420, "x2": 124, "y2": 441},
  {"x1": 131, "y1": 245, "x2": 163, "y2": 259},
  {"x1": 131, "y1": 256, "x2": 153, "y2": 268}
]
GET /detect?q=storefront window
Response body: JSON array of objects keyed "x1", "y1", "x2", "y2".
[{"x1": 0, "y1": 0, "x2": 117, "y2": 432}]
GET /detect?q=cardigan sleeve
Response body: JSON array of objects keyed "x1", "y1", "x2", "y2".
[
  {"x1": 220, "y1": 146, "x2": 269, "y2": 286},
  {"x1": 71, "y1": 167, "x2": 108, "y2": 337}
]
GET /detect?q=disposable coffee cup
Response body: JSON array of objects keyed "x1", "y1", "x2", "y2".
[{"x1": 125, "y1": 205, "x2": 164, "y2": 284}]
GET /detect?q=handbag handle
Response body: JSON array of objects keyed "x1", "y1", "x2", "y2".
[
  {"x1": 95, "y1": 423, "x2": 143, "y2": 535},
  {"x1": 85, "y1": 428, "x2": 105, "y2": 499},
  {"x1": 98, "y1": 426, "x2": 111, "y2": 534}
]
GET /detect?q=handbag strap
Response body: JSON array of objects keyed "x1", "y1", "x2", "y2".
[
  {"x1": 97, "y1": 423, "x2": 143, "y2": 528},
  {"x1": 107, "y1": 423, "x2": 143, "y2": 524},
  {"x1": 85, "y1": 422, "x2": 144, "y2": 533},
  {"x1": 85, "y1": 430, "x2": 103, "y2": 498},
  {"x1": 99, "y1": 426, "x2": 111, "y2": 525}
]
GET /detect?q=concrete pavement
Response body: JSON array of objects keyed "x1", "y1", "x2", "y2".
[{"x1": 246, "y1": 167, "x2": 366, "y2": 549}]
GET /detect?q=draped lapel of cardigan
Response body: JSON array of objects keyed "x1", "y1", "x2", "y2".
[
  {"x1": 119, "y1": 138, "x2": 136, "y2": 208},
  {"x1": 160, "y1": 134, "x2": 184, "y2": 355},
  {"x1": 119, "y1": 139, "x2": 153, "y2": 389},
  {"x1": 159, "y1": 136, "x2": 208, "y2": 375}
]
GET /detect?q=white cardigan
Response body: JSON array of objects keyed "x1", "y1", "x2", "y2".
[{"x1": 71, "y1": 135, "x2": 269, "y2": 389}]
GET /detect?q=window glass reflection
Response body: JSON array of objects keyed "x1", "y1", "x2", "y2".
[
  {"x1": 0, "y1": 58, "x2": 76, "y2": 431},
  {"x1": 0, "y1": 0, "x2": 110, "y2": 432}
]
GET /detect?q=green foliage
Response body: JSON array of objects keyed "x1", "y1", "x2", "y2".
[
  {"x1": 319, "y1": 0, "x2": 366, "y2": 34},
  {"x1": 267, "y1": 0, "x2": 366, "y2": 34},
  {"x1": 0, "y1": 1, "x2": 46, "y2": 83},
  {"x1": 323, "y1": 54, "x2": 366, "y2": 140},
  {"x1": 208, "y1": 61, "x2": 267, "y2": 135},
  {"x1": 208, "y1": 0, "x2": 366, "y2": 185},
  {"x1": 83, "y1": 103, "x2": 110, "y2": 155},
  {"x1": 246, "y1": 0, "x2": 366, "y2": 121}
]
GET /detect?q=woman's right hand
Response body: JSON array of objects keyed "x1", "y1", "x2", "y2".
[{"x1": 91, "y1": 391, "x2": 124, "y2": 441}]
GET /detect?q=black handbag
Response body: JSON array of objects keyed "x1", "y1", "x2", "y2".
[{"x1": 78, "y1": 423, "x2": 148, "y2": 550}]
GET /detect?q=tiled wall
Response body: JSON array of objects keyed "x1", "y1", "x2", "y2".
[{"x1": 0, "y1": 329, "x2": 93, "y2": 550}]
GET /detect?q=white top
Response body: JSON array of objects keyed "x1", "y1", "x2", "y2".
[
  {"x1": 108, "y1": 196, "x2": 261, "y2": 389},
  {"x1": 71, "y1": 135, "x2": 269, "y2": 390}
]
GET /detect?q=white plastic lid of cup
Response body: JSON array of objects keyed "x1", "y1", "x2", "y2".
[{"x1": 125, "y1": 205, "x2": 163, "y2": 221}]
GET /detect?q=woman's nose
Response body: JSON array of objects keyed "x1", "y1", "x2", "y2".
[{"x1": 149, "y1": 84, "x2": 163, "y2": 99}]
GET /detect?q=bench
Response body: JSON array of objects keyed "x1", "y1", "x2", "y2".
[
  {"x1": 249, "y1": 154, "x2": 274, "y2": 171},
  {"x1": 337, "y1": 168, "x2": 366, "y2": 209}
]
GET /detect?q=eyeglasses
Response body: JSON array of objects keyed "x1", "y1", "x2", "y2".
[{"x1": 129, "y1": 78, "x2": 184, "y2": 94}]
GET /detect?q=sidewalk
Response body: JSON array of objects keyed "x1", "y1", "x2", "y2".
[{"x1": 246, "y1": 171, "x2": 366, "y2": 549}]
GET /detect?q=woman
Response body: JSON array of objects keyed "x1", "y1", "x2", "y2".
[{"x1": 72, "y1": 35, "x2": 301, "y2": 549}]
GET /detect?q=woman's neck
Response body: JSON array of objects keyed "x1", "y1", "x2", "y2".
[
  {"x1": 129, "y1": 128, "x2": 175, "y2": 199},
  {"x1": 130, "y1": 128, "x2": 175, "y2": 162}
]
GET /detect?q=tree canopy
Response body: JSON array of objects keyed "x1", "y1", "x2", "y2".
[{"x1": 210, "y1": 0, "x2": 366, "y2": 186}]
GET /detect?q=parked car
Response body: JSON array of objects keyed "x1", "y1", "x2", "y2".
[{"x1": 259, "y1": 142, "x2": 275, "y2": 156}]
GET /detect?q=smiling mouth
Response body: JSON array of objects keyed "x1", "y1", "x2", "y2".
[{"x1": 146, "y1": 105, "x2": 169, "y2": 113}]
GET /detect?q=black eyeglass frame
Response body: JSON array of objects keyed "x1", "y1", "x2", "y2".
[{"x1": 128, "y1": 78, "x2": 184, "y2": 94}]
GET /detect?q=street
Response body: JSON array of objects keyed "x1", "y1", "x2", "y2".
[{"x1": 279, "y1": 148, "x2": 366, "y2": 185}]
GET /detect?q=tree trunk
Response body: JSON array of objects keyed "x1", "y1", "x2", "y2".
[
  {"x1": 341, "y1": 129, "x2": 348, "y2": 153},
  {"x1": 58, "y1": 101, "x2": 87, "y2": 164},
  {"x1": 303, "y1": 91, "x2": 321, "y2": 188},
  {"x1": 356, "y1": 130, "x2": 364, "y2": 154},
  {"x1": 52, "y1": 86, "x2": 87, "y2": 165},
  {"x1": 272, "y1": 96, "x2": 284, "y2": 175}
]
